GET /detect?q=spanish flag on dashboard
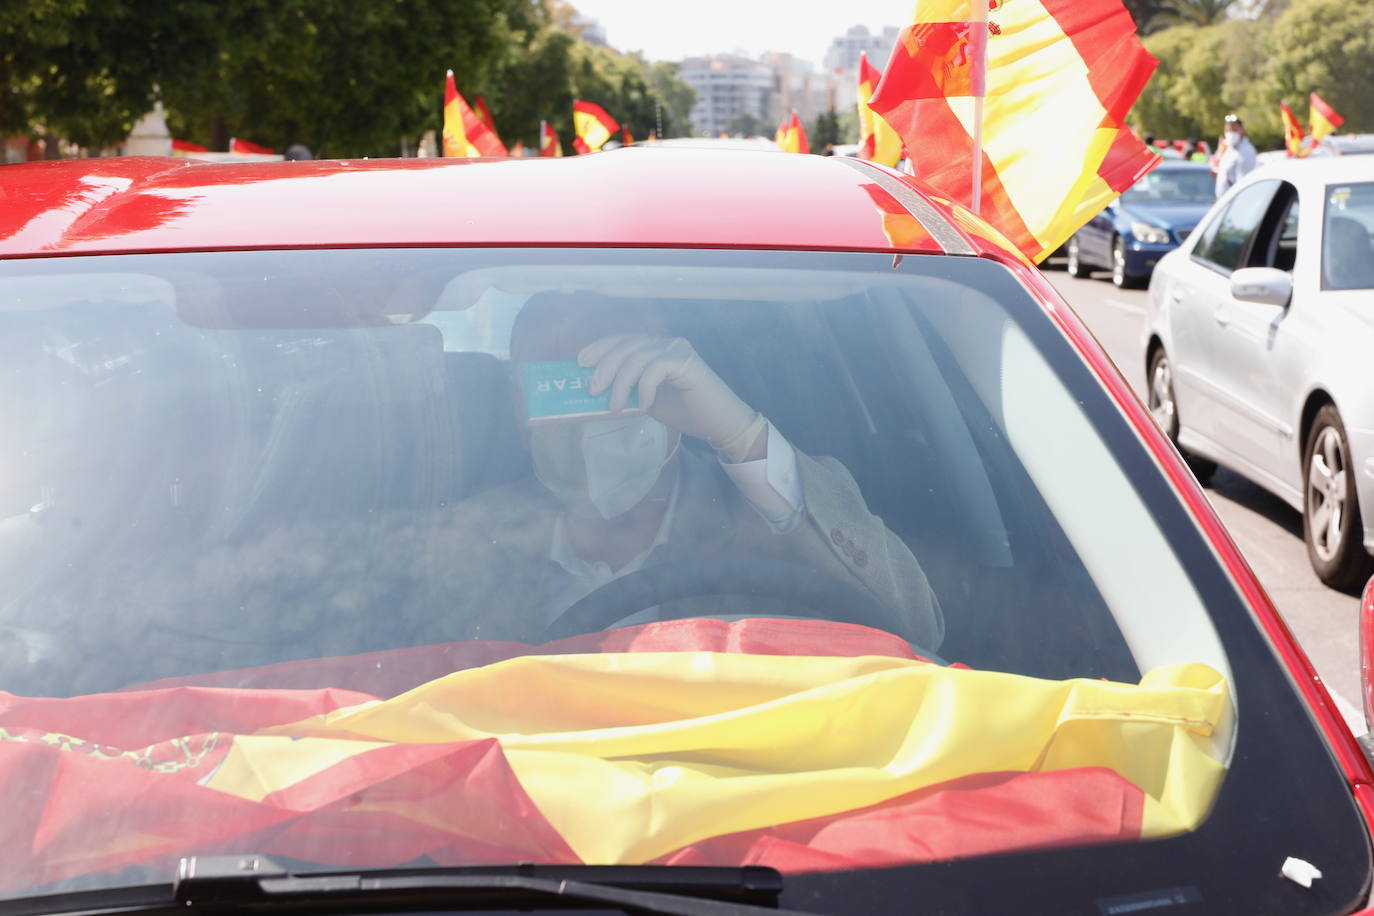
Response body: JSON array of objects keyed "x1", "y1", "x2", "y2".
[
  {"x1": 870, "y1": 0, "x2": 1161, "y2": 263},
  {"x1": 0, "y1": 619, "x2": 1229, "y2": 893},
  {"x1": 572, "y1": 100, "x2": 620, "y2": 154}
]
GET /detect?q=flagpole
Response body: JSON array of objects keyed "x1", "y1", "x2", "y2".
[{"x1": 969, "y1": 0, "x2": 990, "y2": 216}]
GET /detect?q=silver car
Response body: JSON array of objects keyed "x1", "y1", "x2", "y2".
[{"x1": 1144, "y1": 156, "x2": 1374, "y2": 590}]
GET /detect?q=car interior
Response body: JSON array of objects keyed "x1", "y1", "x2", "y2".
[{"x1": 0, "y1": 254, "x2": 1233, "y2": 702}]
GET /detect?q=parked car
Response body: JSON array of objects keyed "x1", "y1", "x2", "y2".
[
  {"x1": 1067, "y1": 161, "x2": 1216, "y2": 288},
  {"x1": 1145, "y1": 156, "x2": 1374, "y2": 591},
  {"x1": 1, "y1": 150, "x2": 1372, "y2": 916}
]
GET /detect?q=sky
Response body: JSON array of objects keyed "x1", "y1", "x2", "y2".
[{"x1": 565, "y1": 0, "x2": 908, "y2": 66}]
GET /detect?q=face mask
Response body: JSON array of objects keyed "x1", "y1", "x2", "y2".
[
  {"x1": 530, "y1": 415, "x2": 676, "y2": 519},
  {"x1": 1224, "y1": 131, "x2": 1241, "y2": 145}
]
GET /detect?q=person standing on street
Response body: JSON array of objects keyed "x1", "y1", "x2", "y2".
[{"x1": 1214, "y1": 114, "x2": 1257, "y2": 198}]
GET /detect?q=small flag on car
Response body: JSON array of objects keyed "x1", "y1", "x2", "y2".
[
  {"x1": 869, "y1": 0, "x2": 1161, "y2": 264},
  {"x1": 572, "y1": 100, "x2": 620, "y2": 154},
  {"x1": 1309, "y1": 92, "x2": 1344, "y2": 144}
]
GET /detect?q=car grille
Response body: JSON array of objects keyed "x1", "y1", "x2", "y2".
[{"x1": 1175, "y1": 228, "x2": 1191, "y2": 242}]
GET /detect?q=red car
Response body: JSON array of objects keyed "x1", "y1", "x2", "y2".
[{"x1": 1, "y1": 150, "x2": 1371, "y2": 915}]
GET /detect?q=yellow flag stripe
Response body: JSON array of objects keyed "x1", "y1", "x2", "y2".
[{"x1": 244, "y1": 652, "x2": 1229, "y2": 865}]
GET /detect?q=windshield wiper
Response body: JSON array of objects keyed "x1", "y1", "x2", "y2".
[{"x1": 164, "y1": 855, "x2": 819, "y2": 916}]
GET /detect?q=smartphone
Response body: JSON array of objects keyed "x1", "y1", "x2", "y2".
[{"x1": 519, "y1": 360, "x2": 642, "y2": 423}]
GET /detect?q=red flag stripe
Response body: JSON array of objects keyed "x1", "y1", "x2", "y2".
[
  {"x1": 878, "y1": 91, "x2": 1036, "y2": 253},
  {"x1": 895, "y1": 22, "x2": 988, "y2": 98},
  {"x1": 657, "y1": 767, "x2": 1144, "y2": 871},
  {"x1": 1039, "y1": 0, "x2": 1156, "y2": 126}
]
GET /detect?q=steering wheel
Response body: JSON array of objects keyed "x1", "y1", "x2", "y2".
[{"x1": 542, "y1": 554, "x2": 905, "y2": 642}]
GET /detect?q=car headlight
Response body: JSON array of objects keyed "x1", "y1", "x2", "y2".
[{"x1": 1131, "y1": 221, "x2": 1171, "y2": 245}]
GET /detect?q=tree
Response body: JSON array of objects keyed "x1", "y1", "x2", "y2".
[
  {"x1": 1159, "y1": 0, "x2": 1237, "y2": 26},
  {"x1": 726, "y1": 111, "x2": 767, "y2": 138},
  {"x1": 169, "y1": 0, "x2": 540, "y2": 157},
  {"x1": 810, "y1": 108, "x2": 841, "y2": 152},
  {"x1": 648, "y1": 61, "x2": 696, "y2": 138},
  {"x1": 1121, "y1": 0, "x2": 1172, "y2": 33},
  {"x1": 1, "y1": 0, "x2": 230, "y2": 151},
  {"x1": 3, "y1": 0, "x2": 540, "y2": 157},
  {"x1": 1135, "y1": 27, "x2": 1207, "y2": 140},
  {"x1": 1258, "y1": 0, "x2": 1374, "y2": 134}
]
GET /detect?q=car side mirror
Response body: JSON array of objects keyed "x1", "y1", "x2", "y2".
[
  {"x1": 1361, "y1": 574, "x2": 1374, "y2": 734},
  {"x1": 1230, "y1": 267, "x2": 1292, "y2": 307}
]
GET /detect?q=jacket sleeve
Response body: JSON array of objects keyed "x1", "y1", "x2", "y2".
[{"x1": 737, "y1": 448, "x2": 945, "y2": 652}]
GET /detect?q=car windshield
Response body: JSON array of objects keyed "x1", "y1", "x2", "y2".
[
  {"x1": 0, "y1": 248, "x2": 1365, "y2": 913},
  {"x1": 1122, "y1": 167, "x2": 1215, "y2": 204},
  {"x1": 1323, "y1": 180, "x2": 1374, "y2": 289}
]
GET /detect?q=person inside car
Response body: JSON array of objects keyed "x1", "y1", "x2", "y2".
[{"x1": 442, "y1": 292, "x2": 944, "y2": 650}]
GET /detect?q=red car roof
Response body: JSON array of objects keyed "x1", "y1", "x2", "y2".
[{"x1": 0, "y1": 149, "x2": 984, "y2": 259}]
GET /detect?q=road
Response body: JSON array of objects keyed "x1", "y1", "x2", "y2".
[{"x1": 1046, "y1": 265, "x2": 1366, "y2": 734}]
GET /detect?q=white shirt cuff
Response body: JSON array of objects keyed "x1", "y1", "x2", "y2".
[{"x1": 719, "y1": 422, "x2": 804, "y2": 532}]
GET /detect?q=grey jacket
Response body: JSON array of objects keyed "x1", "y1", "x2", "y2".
[{"x1": 411, "y1": 446, "x2": 943, "y2": 651}]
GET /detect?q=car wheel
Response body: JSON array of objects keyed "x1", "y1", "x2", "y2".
[
  {"x1": 1111, "y1": 236, "x2": 1143, "y2": 289},
  {"x1": 1303, "y1": 405, "x2": 1374, "y2": 591},
  {"x1": 1148, "y1": 347, "x2": 1215, "y2": 484},
  {"x1": 1066, "y1": 236, "x2": 1090, "y2": 278}
]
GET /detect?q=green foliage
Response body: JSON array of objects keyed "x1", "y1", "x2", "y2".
[
  {"x1": 1132, "y1": 0, "x2": 1373, "y2": 152},
  {"x1": 809, "y1": 108, "x2": 841, "y2": 152},
  {"x1": 1123, "y1": 0, "x2": 1173, "y2": 33},
  {"x1": 1136, "y1": 27, "x2": 1206, "y2": 140},
  {"x1": 1257, "y1": 0, "x2": 1374, "y2": 134},
  {"x1": 1, "y1": 0, "x2": 228, "y2": 149},
  {"x1": 3, "y1": 0, "x2": 695, "y2": 157},
  {"x1": 648, "y1": 61, "x2": 696, "y2": 138},
  {"x1": 726, "y1": 111, "x2": 768, "y2": 138},
  {"x1": 835, "y1": 106, "x2": 860, "y2": 146},
  {"x1": 484, "y1": 31, "x2": 696, "y2": 150},
  {"x1": 1159, "y1": 0, "x2": 1237, "y2": 26}
]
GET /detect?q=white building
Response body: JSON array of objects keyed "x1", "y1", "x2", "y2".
[
  {"x1": 761, "y1": 53, "x2": 842, "y2": 128},
  {"x1": 823, "y1": 24, "x2": 901, "y2": 74},
  {"x1": 570, "y1": 13, "x2": 607, "y2": 46},
  {"x1": 679, "y1": 55, "x2": 777, "y2": 137}
]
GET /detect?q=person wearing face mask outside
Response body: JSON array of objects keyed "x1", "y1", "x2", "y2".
[
  {"x1": 1213, "y1": 114, "x2": 1257, "y2": 199},
  {"x1": 441, "y1": 293, "x2": 943, "y2": 652}
]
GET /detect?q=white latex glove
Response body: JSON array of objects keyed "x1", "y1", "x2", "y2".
[{"x1": 579, "y1": 334, "x2": 766, "y2": 462}]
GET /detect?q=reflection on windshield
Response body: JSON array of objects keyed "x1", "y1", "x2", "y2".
[
  {"x1": 1122, "y1": 169, "x2": 1215, "y2": 204},
  {"x1": 0, "y1": 249, "x2": 1232, "y2": 898}
]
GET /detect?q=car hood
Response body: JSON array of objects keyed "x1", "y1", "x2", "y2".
[{"x1": 1119, "y1": 201, "x2": 1213, "y2": 231}]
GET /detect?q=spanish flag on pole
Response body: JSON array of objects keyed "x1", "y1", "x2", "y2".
[
  {"x1": 230, "y1": 138, "x2": 275, "y2": 156},
  {"x1": 0, "y1": 619, "x2": 1228, "y2": 890},
  {"x1": 870, "y1": 0, "x2": 1161, "y2": 263},
  {"x1": 472, "y1": 94, "x2": 510, "y2": 156},
  {"x1": 572, "y1": 100, "x2": 619, "y2": 154},
  {"x1": 1280, "y1": 101, "x2": 1307, "y2": 158},
  {"x1": 858, "y1": 51, "x2": 903, "y2": 168},
  {"x1": 776, "y1": 111, "x2": 810, "y2": 154},
  {"x1": 443, "y1": 71, "x2": 505, "y2": 158},
  {"x1": 539, "y1": 120, "x2": 562, "y2": 157},
  {"x1": 1309, "y1": 91, "x2": 1344, "y2": 145}
]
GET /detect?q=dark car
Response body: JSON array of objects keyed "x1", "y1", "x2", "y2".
[{"x1": 1067, "y1": 161, "x2": 1216, "y2": 288}]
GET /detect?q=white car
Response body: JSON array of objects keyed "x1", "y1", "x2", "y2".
[{"x1": 1144, "y1": 156, "x2": 1374, "y2": 590}]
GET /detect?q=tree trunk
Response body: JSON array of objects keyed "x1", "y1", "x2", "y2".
[{"x1": 209, "y1": 115, "x2": 230, "y2": 152}]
